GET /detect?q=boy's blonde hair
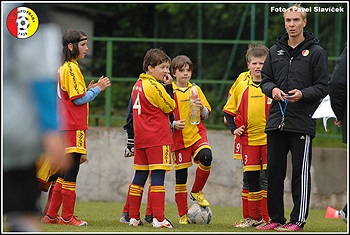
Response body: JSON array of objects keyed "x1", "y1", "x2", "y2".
[
  {"x1": 171, "y1": 55, "x2": 193, "y2": 75},
  {"x1": 142, "y1": 48, "x2": 171, "y2": 72},
  {"x1": 283, "y1": 3, "x2": 307, "y2": 20},
  {"x1": 245, "y1": 43, "x2": 269, "y2": 63}
]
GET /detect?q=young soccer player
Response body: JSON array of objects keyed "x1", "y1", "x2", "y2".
[
  {"x1": 223, "y1": 43, "x2": 270, "y2": 228},
  {"x1": 37, "y1": 153, "x2": 88, "y2": 216},
  {"x1": 42, "y1": 29, "x2": 111, "y2": 226},
  {"x1": 36, "y1": 153, "x2": 61, "y2": 215},
  {"x1": 127, "y1": 48, "x2": 175, "y2": 228},
  {"x1": 119, "y1": 97, "x2": 153, "y2": 224},
  {"x1": 170, "y1": 55, "x2": 213, "y2": 224}
]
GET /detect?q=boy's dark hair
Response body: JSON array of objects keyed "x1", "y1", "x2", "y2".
[
  {"x1": 245, "y1": 43, "x2": 269, "y2": 63},
  {"x1": 170, "y1": 55, "x2": 193, "y2": 75},
  {"x1": 142, "y1": 48, "x2": 171, "y2": 72},
  {"x1": 61, "y1": 29, "x2": 87, "y2": 63}
]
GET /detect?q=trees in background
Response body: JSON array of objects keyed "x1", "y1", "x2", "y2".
[{"x1": 72, "y1": 2, "x2": 347, "y2": 128}]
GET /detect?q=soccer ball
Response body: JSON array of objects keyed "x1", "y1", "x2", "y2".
[
  {"x1": 187, "y1": 203, "x2": 212, "y2": 224},
  {"x1": 16, "y1": 16, "x2": 30, "y2": 31}
]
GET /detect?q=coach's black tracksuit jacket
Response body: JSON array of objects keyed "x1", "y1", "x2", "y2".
[{"x1": 261, "y1": 31, "x2": 329, "y2": 138}]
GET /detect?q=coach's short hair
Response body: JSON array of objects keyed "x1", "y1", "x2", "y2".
[{"x1": 283, "y1": 4, "x2": 307, "y2": 20}]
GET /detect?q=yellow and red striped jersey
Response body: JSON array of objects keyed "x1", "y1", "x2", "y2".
[
  {"x1": 223, "y1": 79, "x2": 271, "y2": 146},
  {"x1": 132, "y1": 73, "x2": 176, "y2": 149},
  {"x1": 58, "y1": 60, "x2": 88, "y2": 130},
  {"x1": 172, "y1": 82, "x2": 211, "y2": 150}
]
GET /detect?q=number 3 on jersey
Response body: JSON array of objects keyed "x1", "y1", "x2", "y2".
[{"x1": 133, "y1": 92, "x2": 141, "y2": 115}]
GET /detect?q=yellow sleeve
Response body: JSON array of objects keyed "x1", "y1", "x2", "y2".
[
  {"x1": 144, "y1": 77, "x2": 175, "y2": 114},
  {"x1": 223, "y1": 80, "x2": 247, "y2": 115},
  {"x1": 60, "y1": 61, "x2": 86, "y2": 99},
  {"x1": 228, "y1": 70, "x2": 251, "y2": 98}
]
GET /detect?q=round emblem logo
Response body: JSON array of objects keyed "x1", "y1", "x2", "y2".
[
  {"x1": 302, "y1": 49, "x2": 310, "y2": 57},
  {"x1": 6, "y1": 6, "x2": 39, "y2": 39}
]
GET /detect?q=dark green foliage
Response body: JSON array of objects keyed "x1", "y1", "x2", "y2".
[{"x1": 66, "y1": 3, "x2": 345, "y2": 145}]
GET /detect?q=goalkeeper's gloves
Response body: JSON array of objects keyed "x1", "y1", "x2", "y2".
[{"x1": 124, "y1": 138, "x2": 134, "y2": 158}]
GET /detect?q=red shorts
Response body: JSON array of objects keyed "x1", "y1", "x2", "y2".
[
  {"x1": 62, "y1": 130, "x2": 86, "y2": 154},
  {"x1": 241, "y1": 144, "x2": 267, "y2": 172},
  {"x1": 173, "y1": 138, "x2": 211, "y2": 170},
  {"x1": 134, "y1": 145, "x2": 172, "y2": 171}
]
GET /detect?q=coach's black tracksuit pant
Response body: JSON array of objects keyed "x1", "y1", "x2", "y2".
[{"x1": 266, "y1": 130, "x2": 312, "y2": 228}]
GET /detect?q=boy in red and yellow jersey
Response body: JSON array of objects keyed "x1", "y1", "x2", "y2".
[
  {"x1": 170, "y1": 55, "x2": 213, "y2": 224},
  {"x1": 223, "y1": 44, "x2": 270, "y2": 228},
  {"x1": 127, "y1": 48, "x2": 176, "y2": 228},
  {"x1": 42, "y1": 29, "x2": 111, "y2": 226}
]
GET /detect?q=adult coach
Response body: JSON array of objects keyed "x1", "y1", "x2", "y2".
[
  {"x1": 256, "y1": 4, "x2": 328, "y2": 231},
  {"x1": 328, "y1": 45, "x2": 347, "y2": 223}
]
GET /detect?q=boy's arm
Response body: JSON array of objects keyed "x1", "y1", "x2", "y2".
[
  {"x1": 146, "y1": 80, "x2": 176, "y2": 114},
  {"x1": 169, "y1": 113, "x2": 175, "y2": 130},
  {"x1": 164, "y1": 83, "x2": 174, "y2": 99},
  {"x1": 73, "y1": 76, "x2": 111, "y2": 105},
  {"x1": 223, "y1": 112, "x2": 237, "y2": 135},
  {"x1": 73, "y1": 87, "x2": 101, "y2": 105},
  {"x1": 123, "y1": 97, "x2": 134, "y2": 158}
]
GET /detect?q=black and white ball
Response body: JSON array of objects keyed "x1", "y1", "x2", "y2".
[
  {"x1": 16, "y1": 16, "x2": 30, "y2": 31},
  {"x1": 187, "y1": 203, "x2": 212, "y2": 224}
]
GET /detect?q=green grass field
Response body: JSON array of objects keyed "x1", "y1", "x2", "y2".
[{"x1": 39, "y1": 201, "x2": 348, "y2": 233}]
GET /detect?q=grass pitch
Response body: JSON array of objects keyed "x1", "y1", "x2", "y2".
[{"x1": 39, "y1": 201, "x2": 348, "y2": 233}]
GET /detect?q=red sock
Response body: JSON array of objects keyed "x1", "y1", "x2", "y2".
[
  {"x1": 248, "y1": 191, "x2": 262, "y2": 221},
  {"x1": 145, "y1": 184, "x2": 152, "y2": 216},
  {"x1": 61, "y1": 187, "x2": 76, "y2": 220},
  {"x1": 242, "y1": 188, "x2": 249, "y2": 219},
  {"x1": 175, "y1": 184, "x2": 188, "y2": 217},
  {"x1": 128, "y1": 184, "x2": 143, "y2": 220},
  {"x1": 122, "y1": 187, "x2": 130, "y2": 213},
  {"x1": 43, "y1": 182, "x2": 55, "y2": 215},
  {"x1": 46, "y1": 178, "x2": 63, "y2": 218},
  {"x1": 150, "y1": 185, "x2": 165, "y2": 222},
  {"x1": 191, "y1": 163, "x2": 211, "y2": 193},
  {"x1": 261, "y1": 190, "x2": 269, "y2": 222}
]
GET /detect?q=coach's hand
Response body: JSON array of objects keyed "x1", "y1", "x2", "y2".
[{"x1": 124, "y1": 138, "x2": 134, "y2": 158}]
